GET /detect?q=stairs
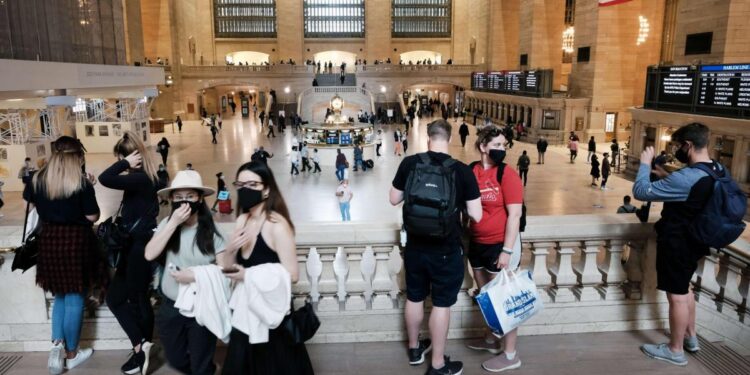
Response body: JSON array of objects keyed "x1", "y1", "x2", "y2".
[{"x1": 315, "y1": 73, "x2": 356, "y2": 87}]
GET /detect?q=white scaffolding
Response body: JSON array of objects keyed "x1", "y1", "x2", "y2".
[
  {"x1": 0, "y1": 107, "x2": 73, "y2": 145},
  {"x1": 75, "y1": 98, "x2": 152, "y2": 123}
]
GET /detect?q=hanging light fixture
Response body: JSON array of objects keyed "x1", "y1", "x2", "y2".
[
  {"x1": 637, "y1": 16, "x2": 650, "y2": 46},
  {"x1": 562, "y1": 27, "x2": 575, "y2": 53}
]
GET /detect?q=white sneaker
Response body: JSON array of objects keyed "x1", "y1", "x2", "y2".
[
  {"x1": 48, "y1": 342, "x2": 65, "y2": 375},
  {"x1": 142, "y1": 341, "x2": 154, "y2": 375},
  {"x1": 65, "y1": 348, "x2": 93, "y2": 370}
]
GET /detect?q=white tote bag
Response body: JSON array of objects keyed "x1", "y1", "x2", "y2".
[{"x1": 475, "y1": 269, "x2": 543, "y2": 336}]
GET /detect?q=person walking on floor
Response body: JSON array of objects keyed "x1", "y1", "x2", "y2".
[
  {"x1": 389, "y1": 119, "x2": 482, "y2": 375},
  {"x1": 210, "y1": 124, "x2": 218, "y2": 144},
  {"x1": 536, "y1": 136, "x2": 548, "y2": 164},
  {"x1": 99, "y1": 132, "x2": 162, "y2": 375},
  {"x1": 464, "y1": 126, "x2": 525, "y2": 373},
  {"x1": 290, "y1": 146, "x2": 300, "y2": 175},
  {"x1": 336, "y1": 179, "x2": 353, "y2": 221},
  {"x1": 335, "y1": 149, "x2": 348, "y2": 182},
  {"x1": 18, "y1": 157, "x2": 36, "y2": 185},
  {"x1": 157, "y1": 137, "x2": 170, "y2": 166},
  {"x1": 157, "y1": 165, "x2": 170, "y2": 205},
  {"x1": 516, "y1": 150, "x2": 530, "y2": 187},
  {"x1": 218, "y1": 161, "x2": 314, "y2": 374},
  {"x1": 217, "y1": 114, "x2": 223, "y2": 130},
  {"x1": 24, "y1": 136, "x2": 105, "y2": 374},
  {"x1": 145, "y1": 170, "x2": 225, "y2": 375},
  {"x1": 569, "y1": 137, "x2": 579, "y2": 163},
  {"x1": 211, "y1": 172, "x2": 228, "y2": 212},
  {"x1": 376, "y1": 130, "x2": 383, "y2": 156},
  {"x1": 587, "y1": 136, "x2": 596, "y2": 163},
  {"x1": 266, "y1": 118, "x2": 275, "y2": 138},
  {"x1": 312, "y1": 148, "x2": 322, "y2": 173},
  {"x1": 590, "y1": 154, "x2": 600, "y2": 187},
  {"x1": 601, "y1": 152, "x2": 611, "y2": 190},
  {"x1": 176, "y1": 115, "x2": 183, "y2": 133},
  {"x1": 611, "y1": 139, "x2": 620, "y2": 170},
  {"x1": 301, "y1": 142, "x2": 312, "y2": 172},
  {"x1": 353, "y1": 144, "x2": 366, "y2": 172},
  {"x1": 394, "y1": 129, "x2": 403, "y2": 156},
  {"x1": 459, "y1": 122, "x2": 469, "y2": 147},
  {"x1": 402, "y1": 129, "x2": 409, "y2": 154}
]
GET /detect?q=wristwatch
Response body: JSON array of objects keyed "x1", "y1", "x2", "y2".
[{"x1": 501, "y1": 247, "x2": 513, "y2": 255}]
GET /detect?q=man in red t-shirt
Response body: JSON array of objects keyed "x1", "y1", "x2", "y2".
[{"x1": 465, "y1": 126, "x2": 525, "y2": 373}]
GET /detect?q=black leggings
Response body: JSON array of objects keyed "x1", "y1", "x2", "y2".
[{"x1": 106, "y1": 232, "x2": 154, "y2": 347}]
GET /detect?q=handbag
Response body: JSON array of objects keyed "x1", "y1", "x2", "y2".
[
  {"x1": 11, "y1": 201, "x2": 40, "y2": 273},
  {"x1": 281, "y1": 300, "x2": 320, "y2": 345},
  {"x1": 96, "y1": 202, "x2": 144, "y2": 269},
  {"x1": 475, "y1": 269, "x2": 543, "y2": 337}
]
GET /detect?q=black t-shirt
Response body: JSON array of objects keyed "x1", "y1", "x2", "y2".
[
  {"x1": 98, "y1": 159, "x2": 160, "y2": 230},
  {"x1": 23, "y1": 178, "x2": 100, "y2": 226},
  {"x1": 392, "y1": 151, "x2": 480, "y2": 253}
]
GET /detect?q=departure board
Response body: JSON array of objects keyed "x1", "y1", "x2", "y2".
[
  {"x1": 643, "y1": 63, "x2": 750, "y2": 119},
  {"x1": 696, "y1": 64, "x2": 750, "y2": 108},
  {"x1": 471, "y1": 70, "x2": 552, "y2": 97}
]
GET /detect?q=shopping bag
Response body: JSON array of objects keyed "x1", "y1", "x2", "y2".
[{"x1": 475, "y1": 269, "x2": 543, "y2": 336}]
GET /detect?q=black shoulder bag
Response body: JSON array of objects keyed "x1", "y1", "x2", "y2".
[
  {"x1": 281, "y1": 299, "x2": 320, "y2": 345},
  {"x1": 11, "y1": 201, "x2": 40, "y2": 273},
  {"x1": 96, "y1": 202, "x2": 146, "y2": 269}
]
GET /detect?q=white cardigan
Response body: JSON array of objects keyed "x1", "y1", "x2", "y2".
[
  {"x1": 174, "y1": 265, "x2": 232, "y2": 343},
  {"x1": 229, "y1": 263, "x2": 291, "y2": 344}
]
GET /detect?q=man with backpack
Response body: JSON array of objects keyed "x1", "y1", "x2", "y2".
[
  {"x1": 389, "y1": 119, "x2": 482, "y2": 375},
  {"x1": 633, "y1": 123, "x2": 746, "y2": 366}
]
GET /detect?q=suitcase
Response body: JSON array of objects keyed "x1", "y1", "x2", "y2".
[
  {"x1": 218, "y1": 199, "x2": 233, "y2": 214},
  {"x1": 366, "y1": 159, "x2": 374, "y2": 169}
]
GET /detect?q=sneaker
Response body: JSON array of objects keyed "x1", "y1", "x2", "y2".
[
  {"x1": 466, "y1": 338, "x2": 502, "y2": 354},
  {"x1": 48, "y1": 342, "x2": 65, "y2": 375},
  {"x1": 425, "y1": 356, "x2": 463, "y2": 375},
  {"x1": 121, "y1": 350, "x2": 145, "y2": 374},
  {"x1": 141, "y1": 341, "x2": 154, "y2": 374},
  {"x1": 482, "y1": 352, "x2": 522, "y2": 372},
  {"x1": 408, "y1": 338, "x2": 432, "y2": 365},
  {"x1": 640, "y1": 343, "x2": 687, "y2": 366},
  {"x1": 683, "y1": 336, "x2": 700, "y2": 353},
  {"x1": 65, "y1": 348, "x2": 93, "y2": 370}
]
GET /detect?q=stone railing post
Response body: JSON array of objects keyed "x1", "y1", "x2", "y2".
[
  {"x1": 530, "y1": 242, "x2": 554, "y2": 303},
  {"x1": 371, "y1": 246, "x2": 394, "y2": 309},
  {"x1": 694, "y1": 254, "x2": 721, "y2": 301},
  {"x1": 574, "y1": 240, "x2": 604, "y2": 301},
  {"x1": 317, "y1": 248, "x2": 339, "y2": 311},
  {"x1": 388, "y1": 246, "x2": 405, "y2": 308},
  {"x1": 293, "y1": 250, "x2": 311, "y2": 308},
  {"x1": 598, "y1": 240, "x2": 627, "y2": 300},
  {"x1": 716, "y1": 253, "x2": 744, "y2": 316},
  {"x1": 306, "y1": 247, "x2": 322, "y2": 305},
  {"x1": 551, "y1": 241, "x2": 578, "y2": 302},
  {"x1": 333, "y1": 247, "x2": 349, "y2": 310},
  {"x1": 344, "y1": 247, "x2": 367, "y2": 311},
  {"x1": 624, "y1": 241, "x2": 644, "y2": 300},
  {"x1": 361, "y1": 246, "x2": 376, "y2": 308},
  {"x1": 740, "y1": 264, "x2": 750, "y2": 319}
]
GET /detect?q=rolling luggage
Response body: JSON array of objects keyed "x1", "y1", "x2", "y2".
[
  {"x1": 218, "y1": 199, "x2": 233, "y2": 214},
  {"x1": 365, "y1": 159, "x2": 374, "y2": 169}
]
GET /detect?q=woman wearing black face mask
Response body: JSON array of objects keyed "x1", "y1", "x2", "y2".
[
  {"x1": 99, "y1": 131, "x2": 160, "y2": 375},
  {"x1": 218, "y1": 161, "x2": 314, "y2": 375},
  {"x1": 465, "y1": 126, "x2": 526, "y2": 372},
  {"x1": 144, "y1": 170, "x2": 225, "y2": 375}
]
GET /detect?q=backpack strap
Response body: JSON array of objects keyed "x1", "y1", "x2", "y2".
[
  {"x1": 496, "y1": 163, "x2": 506, "y2": 184},
  {"x1": 691, "y1": 161, "x2": 725, "y2": 181},
  {"x1": 418, "y1": 152, "x2": 431, "y2": 165},
  {"x1": 442, "y1": 157, "x2": 456, "y2": 169}
]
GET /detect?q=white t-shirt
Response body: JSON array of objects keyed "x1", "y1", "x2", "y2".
[
  {"x1": 155, "y1": 218, "x2": 226, "y2": 301},
  {"x1": 336, "y1": 185, "x2": 352, "y2": 203},
  {"x1": 291, "y1": 150, "x2": 300, "y2": 164},
  {"x1": 376, "y1": 135, "x2": 383, "y2": 145},
  {"x1": 313, "y1": 153, "x2": 320, "y2": 163}
]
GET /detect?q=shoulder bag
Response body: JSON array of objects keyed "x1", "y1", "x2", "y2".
[
  {"x1": 11, "y1": 201, "x2": 40, "y2": 273},
  {"x1": 281, "y1": 299, "x2": 320, "y2": 345}
]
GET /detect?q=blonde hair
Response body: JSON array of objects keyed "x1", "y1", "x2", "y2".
[
  {"x1": 114, "y1": 131, "x2": 159, "y2": 184},
  {"x1": 33, "y1": 136, "x2": 86, "y2": 200}
]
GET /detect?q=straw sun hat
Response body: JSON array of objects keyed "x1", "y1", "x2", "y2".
[{"x1": 157, "y1": 170, "x2": 215, "y2": 199}]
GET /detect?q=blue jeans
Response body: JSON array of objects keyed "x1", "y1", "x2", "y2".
[
  {"x1": 52, "y1": 293, "x2": 85, "y2": 351},
  {"x1": 336, "y1": 166, "x2": 345, "y2": 181},
  {"x1": 354, "y1": 157, "x2": 366, "y2": 171},
  {"x1": 339, "y1": 202, "x2": 351, "y2": 221}
]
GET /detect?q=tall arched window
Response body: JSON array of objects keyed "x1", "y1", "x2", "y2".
[
  {"x1": 304, "y1": 0, "x2": 365, "y2": 38},
  {"x1": 214, "y1": 0, "x2": 277, "y2": 38},
  {"x1": 392, "y1": 0, "x2": 451, "y2": 38}
]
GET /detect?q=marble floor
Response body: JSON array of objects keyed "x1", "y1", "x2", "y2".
[
  {"x1": 0, "y1": 330, "x2": 722, "y2": 375},
  {"x1": 0, "y1": 111, "x2": 648, "y2": 227}
]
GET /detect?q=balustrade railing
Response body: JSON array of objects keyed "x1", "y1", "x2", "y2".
[
  {"x1": 181, "y1": 64, "x2": 314, "y2": 74},
  {"x1": 356, "y1": 64, "x2": 479, "y2": 73}
]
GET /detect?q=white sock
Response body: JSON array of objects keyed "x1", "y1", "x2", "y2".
[{"x1": 505, "y1": 351, "x2": 516, "y2": 360}]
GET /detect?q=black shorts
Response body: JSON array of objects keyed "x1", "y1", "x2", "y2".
[
  {"x1": 468, "y1": 242, "x2": 503, "y2": 273},
  {"x1": 656, "y1": 239, "x2": 703, "y2": 295},
  {"x1": 404, "y1": 249, "x2": 464, "y2": 308}
]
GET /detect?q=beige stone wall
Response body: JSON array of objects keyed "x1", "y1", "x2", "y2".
[
  {"x1": 671, "y1": 0, "x2": 730, "y2": 65},
  {"x1": 487, "y1": 0, "x2": 520, "y2": 70},
  {"x1": 123, "y1": 0, "x2": 145, "y2": 65},
  {"x1": 518, "y1": 0, "x2": 564, "y2": 87},
  {"x1": 723, "y1": 0, "x2": 750, "y2": 64},
  {"x1": 141, "y1": 0, "x2": 173, "y2": 62}
]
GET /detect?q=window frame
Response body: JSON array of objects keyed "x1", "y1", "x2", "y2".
[
  {"x1": 391, "y1": 0, "x2": 452, "y2": 38},
  {"x1": 214, "y1": 0, "x2": 278, "y2": 39}
]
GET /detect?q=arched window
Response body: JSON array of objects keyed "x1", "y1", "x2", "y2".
[
  {"x1": 392, "y1": 0, "x2": 451, "y2": 38},
  {"x1": 304, "y1": 0, "x2": 365, "y2": 38},
  {"x1": 214, "y1": 0, "x2": 277, "y2": 38}
]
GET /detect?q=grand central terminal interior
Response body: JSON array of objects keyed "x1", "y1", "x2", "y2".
[{"x1": 0, "y1": 0, "x2": 749, "y2": 374}]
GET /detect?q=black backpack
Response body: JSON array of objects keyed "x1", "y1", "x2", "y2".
[
  {"x1": 403, "y1": 153, "x2": 458, "y2": 238},
  {"x1": 690, "y1": 162, "x2": 747, "y2": 248},
  {"x1": 469, "y1": 161, "x2": 527, "y2": 232}
]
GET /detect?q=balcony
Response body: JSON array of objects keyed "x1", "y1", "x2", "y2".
[{"x1": 179, "y1": 64, "x2": 315, "y2": 79}]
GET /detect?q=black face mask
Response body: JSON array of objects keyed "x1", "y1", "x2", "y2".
[
  {"x1": 172, "y1": 201, "x2": 201, "y2": 215},
  {"x1": 488, "y1": 149, "x2": 506, "y2": 164},
  {"x1": 237, "y1": 188, "x2": 264, "y2": 213},
  {"x1": 674, "y1": 145, "x2": 690, "y2": 163}
]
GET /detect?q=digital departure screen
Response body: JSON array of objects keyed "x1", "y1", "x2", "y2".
[
  {"x1": 471, "y1": 70, "x2": 552, "y2": 98},
  {"x1": 696, "y1": 64, "x2": 750, "y2": 109}
]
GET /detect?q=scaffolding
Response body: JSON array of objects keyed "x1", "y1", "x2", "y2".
[
  {"x1": 75, "y1": 98, "x2": 152, "y2": 123},
  {"x1": 0, "y1": 107, "x2": 73, "y2": 145}
]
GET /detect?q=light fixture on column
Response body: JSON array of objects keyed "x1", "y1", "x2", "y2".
[
  {"x1": 284, "y1": 87, "x2": 290, "y2": 94},
  {"x1": 562, "y1": 27, "x2": 575, "y2": 53},
  {"x1": 637, "y1": 16, "x2": 650, "y2": 46},
  {"x1": 660, "y1": 126, "x2": 673, "y2": 141}
]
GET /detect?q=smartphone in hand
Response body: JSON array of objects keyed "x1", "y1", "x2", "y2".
[{"x1": 222, "y1": 266, "x2": 241, "y2": 274}]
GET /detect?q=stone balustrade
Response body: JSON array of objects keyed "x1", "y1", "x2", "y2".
[
  {"x1": 355, "y1": 64, "x2": 478, "y2": 73},
  {"x1": 1, "y1": 214, "x2": 748, "y2": 351}
]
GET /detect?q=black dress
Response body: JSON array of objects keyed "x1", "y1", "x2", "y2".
[{"x1": 222, "y1": 232, "x2": 315, "y2": 375}]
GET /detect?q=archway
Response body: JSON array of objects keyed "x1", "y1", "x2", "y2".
[
  {"x1": 399, "y1": 50, "x2": 442, "y2": 64},
  {"x1": 225, "y1": 51, "x2": 270, "y2": 65},
  {"x1": 312, "y1": 51, "x2": 357, "y2": 72}
]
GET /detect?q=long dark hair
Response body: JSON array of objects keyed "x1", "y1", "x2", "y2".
[
  {"x1": 235, "y1": 161, "x2": 295, "y2": 233},
  {"x1": 165, "y1": 190, "x2": 223, "y2": 256}
]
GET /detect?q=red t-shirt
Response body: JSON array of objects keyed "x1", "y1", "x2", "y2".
[{"x1": 470, "y1": 164, "x2": 524, "y2": 244}]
